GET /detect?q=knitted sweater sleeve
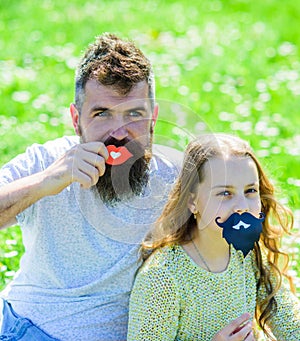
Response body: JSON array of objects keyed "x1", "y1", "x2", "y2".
[
  {"x1": 265, "y1": 282, "x2": 300, "y2": 340},
  {"x1": 127, "y1": 256, "x2": 180, "y2": 341},
  {"x1": 257, "y1": 272, "x2": 300, "y2": 340}
]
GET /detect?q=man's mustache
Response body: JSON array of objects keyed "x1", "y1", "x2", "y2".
[
  {"x1": 104, "y1": 137, "x2": 131, "y2": 148},
  {"x1": 104, "y1": 137, "x2": 146, "y2": 161},
  {"x1": 215, "y1": 212, "x2": 265, "y2": 257}
]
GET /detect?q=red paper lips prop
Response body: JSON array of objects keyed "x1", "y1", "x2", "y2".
[{"x1": 106, "y1": 145, "x2": 133, "y2": 166}]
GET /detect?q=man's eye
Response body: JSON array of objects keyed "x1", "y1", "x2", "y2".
[
  {"x1": 128, "y1": 111, "x2": 143, "y2": 117},
  {"x1": 95, "y1": 111, "x2": 109, "y2": 117}
]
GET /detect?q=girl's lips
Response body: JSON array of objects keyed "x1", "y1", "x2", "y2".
[{"x1": 106, "y1": 145, "x2": 133, "y2": 165}]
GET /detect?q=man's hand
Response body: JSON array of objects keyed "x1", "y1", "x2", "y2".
[
  {"x1": 0, "y1": 142, "x2": 108, "y2": 229},
  {"x1": 44, "y1": 142, "x2": 109, "y2": 194}
]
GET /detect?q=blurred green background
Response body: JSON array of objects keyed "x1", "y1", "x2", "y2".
[{"x1": 0, "y1": 0, "x2": 299, "y2": 292}]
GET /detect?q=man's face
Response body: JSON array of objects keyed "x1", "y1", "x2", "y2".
[
  {"x1": 72, "y1": 79, "x2": 157, "y2": 148},
  {"x1": 71, "y1": 79, "x2": 158, "y2": 204}
]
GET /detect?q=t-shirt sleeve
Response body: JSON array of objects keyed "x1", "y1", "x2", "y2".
[
  {"x1": 153, "y1": 144, "x2": 183, "y2": 174},
  {"x1": 127, "y1": 258, "x2": 180, "y2": 341},
  {"x1": 0, "y1": 136, "x2": 77, "y2": 223},
  {"x1": 0, "y1": 136, "x2": 78, "y2": 187},
  {"x1": 0, "y1": 145, "x2": 45, "y2": 186},
  {"x1": 0, "y1": 136, "x2": 78, "y2": 186}
]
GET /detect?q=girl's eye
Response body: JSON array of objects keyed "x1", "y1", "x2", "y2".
[
  {"x1": 218, "y1": 190, "x2": 231, "y2": 197},
  {"x1": 246, "y1": 188, "x2": 258, "y2": 194}
]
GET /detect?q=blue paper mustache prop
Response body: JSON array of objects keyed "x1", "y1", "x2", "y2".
[{"x1": 215, "y1": 212, "x2": 265, "y2": 257}]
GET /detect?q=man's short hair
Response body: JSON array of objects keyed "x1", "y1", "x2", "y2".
[{"x1": 75, "y1": 33, "x2": 155, "y2": 111}]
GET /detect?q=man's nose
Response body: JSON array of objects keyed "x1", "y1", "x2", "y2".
[{"x1": 109, "y1": 119, "x2": 129, "y2": 141}]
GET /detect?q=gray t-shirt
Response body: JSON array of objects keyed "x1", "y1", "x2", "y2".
[{"x1": 0, "y1": 136, "x2": 182, "y2": 340}]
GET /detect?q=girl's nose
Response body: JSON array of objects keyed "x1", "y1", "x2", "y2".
[{"x1": 234, "y1": 195, "x2": 249, "y2": 213}]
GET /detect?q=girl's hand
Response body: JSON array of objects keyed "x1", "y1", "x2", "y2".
[{"x1": 211, "y1": 313, "x2": 255, "y2": 341}]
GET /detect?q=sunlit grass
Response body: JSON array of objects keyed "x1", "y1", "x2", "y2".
[{"x1": 0, "y1": 0, "x2": 299, "y2": 295}]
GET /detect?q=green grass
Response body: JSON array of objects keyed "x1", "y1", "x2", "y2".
[{"x1": 0, "y1": 0, "x2": 299, "y2": 292}]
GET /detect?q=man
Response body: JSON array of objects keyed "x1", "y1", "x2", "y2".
[{"x1": 0, "y1": 33, "x2": 181, "y2": 340}]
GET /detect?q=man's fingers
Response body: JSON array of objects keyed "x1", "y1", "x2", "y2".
[
  {"x1": 81, "y1": 142, "x2": 109, "y2": 160},
  {"x1": 76, "y1": 160, "x2": 103, "y2": 187},
  {"x1": 76, "y1": 142, "x2": 108, "y2": 179},
  {"x1": 80, "y1": 152, "x2": 106, "y2": 177},
  {"x1": 68, "y1": 142, "x2": 110, "y2": 187}
]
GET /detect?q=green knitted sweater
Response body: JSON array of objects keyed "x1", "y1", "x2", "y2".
[{"x1": 128, "y1": 245, "x2": 300, "y2": 340}]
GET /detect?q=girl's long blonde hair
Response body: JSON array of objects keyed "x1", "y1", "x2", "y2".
[{"x1": 141, "y1": 134, "x2": 294, "y2": 339}]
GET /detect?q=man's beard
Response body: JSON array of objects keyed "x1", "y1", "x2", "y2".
[{"x1": 80, "y1": 134, "x2": 152, "y2": 206}]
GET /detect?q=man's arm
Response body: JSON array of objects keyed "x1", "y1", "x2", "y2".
[
  {"x1": 0, "y1": 141, "x2": 108, "y2": 229},
  {"x1": 0, "y1": 172, "x2": 49, "y2": 229}
]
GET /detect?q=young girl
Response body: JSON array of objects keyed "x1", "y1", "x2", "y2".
[{"x1": 127, "y1": 134, "x2": 300, "y2": 341}]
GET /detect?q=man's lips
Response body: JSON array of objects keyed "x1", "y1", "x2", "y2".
[{"x1": 106, "y1": 145, "x2": 133, "y2": 166}]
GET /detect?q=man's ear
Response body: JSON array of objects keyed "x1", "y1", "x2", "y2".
[
  {"x1": 151, "y1": 104, "x2": 159, "y2": 129},
  {"x1": 70, "y1": 103, "x2": 81, "y2": 136}
]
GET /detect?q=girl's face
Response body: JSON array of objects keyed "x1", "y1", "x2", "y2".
[{"x1": 189, "y1": 156, "x2": 261, "y2": 233}]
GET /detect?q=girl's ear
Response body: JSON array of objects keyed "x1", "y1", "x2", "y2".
[{"x1": 187, "y1": 192, "x2": 197, "y2": 214}]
